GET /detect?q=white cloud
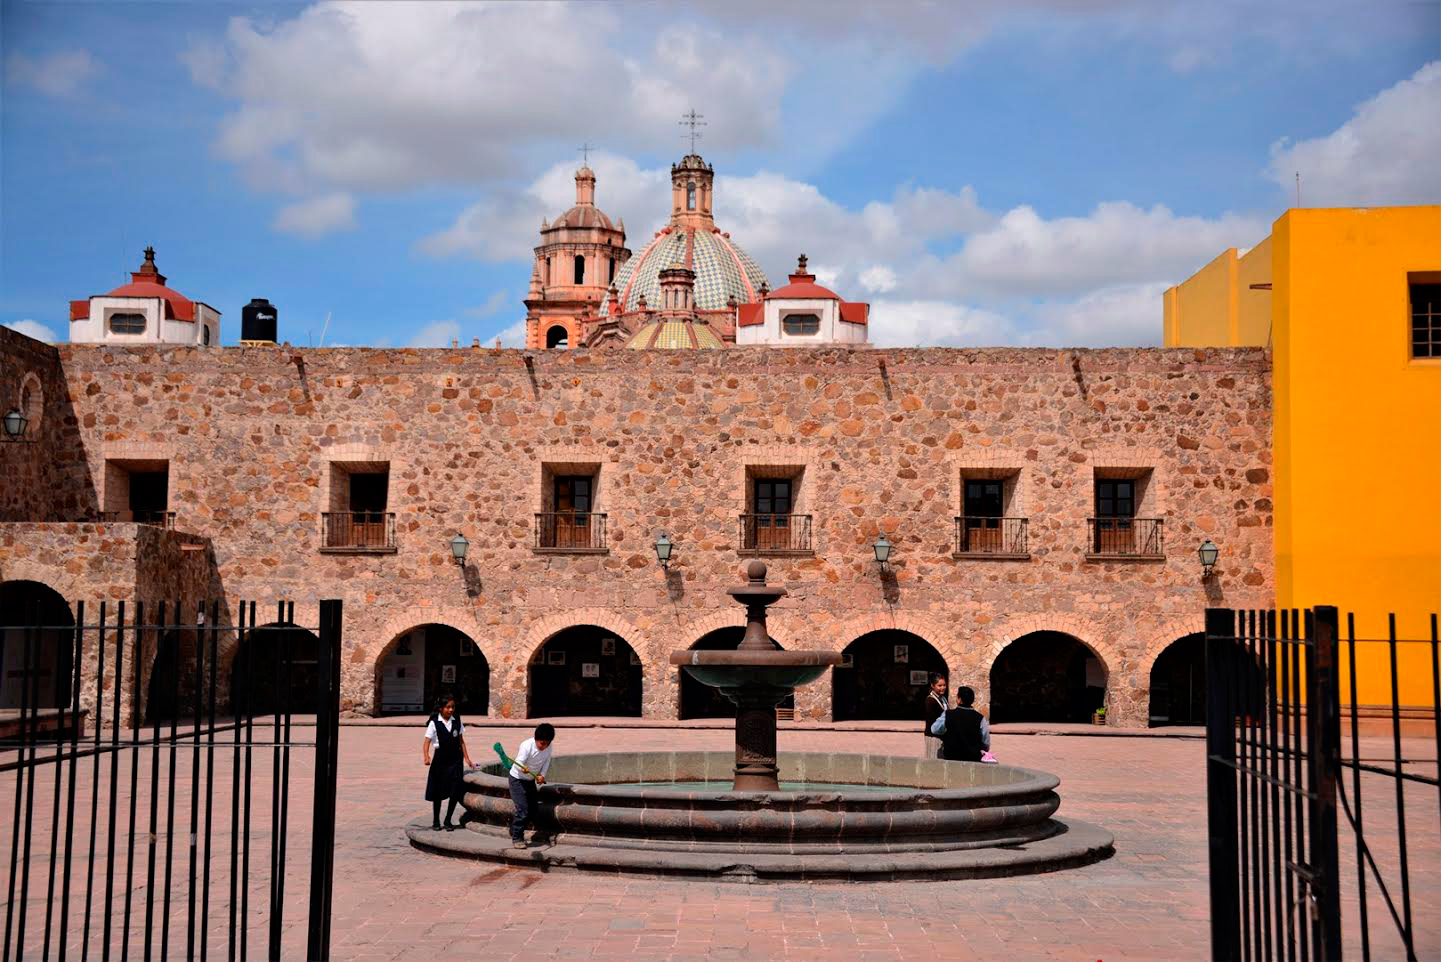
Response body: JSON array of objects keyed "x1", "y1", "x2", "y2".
[
  {"x1": 1025, "y1": 282, "x2": 1169, "y2": 347},
  {"x1": 492, "y1": 319, "x2": 527, "y2": 348},
  {"x1": 859, "y1": 266, "x2": 898, "y2": 294},
  {"x1": 3, "y1": 320, "x2": 60, "y2": 343},
  {"x1": 866, "y1": 300, "x2": 1014, "y2": 348},
  {"x1": 1269, "y1": 60, "x2": 1441, "y2": 207},
  {"x1": 465, "y1": 291, "x2": 511, "y2": 319},
  {"x1": 923, "y1": 202, "x2": 1264, "y2": 298},
  {"x1": 408, "y1": 321, "x2": 461, "y2": 348},
  {"x1": 5, "y1": 50, "x2": 99, "y2": 98},
  {"x1": 272, "y1": 193, "x2": 357, "y2": 238}
]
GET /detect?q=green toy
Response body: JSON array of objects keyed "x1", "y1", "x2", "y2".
[{"x1": 493, "y1": 741, "x2": 537, "y2": 778}]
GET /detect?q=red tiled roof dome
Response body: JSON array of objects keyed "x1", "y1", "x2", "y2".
[{"x1": 74, "y1": 247, "x2": 198, "y2": 322}]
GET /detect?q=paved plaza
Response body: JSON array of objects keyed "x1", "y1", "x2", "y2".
[{"x1": 4, "y1": 722, "x2": 1436, "y2": 960}]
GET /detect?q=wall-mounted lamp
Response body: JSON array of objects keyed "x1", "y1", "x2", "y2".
[
  {"x1": 872, "y1": 534, "x2": 893, "y2": 569},
  {"x1": 1198, "y1": 539, "x2": 1219, "y2": 579},
  {"x1": 654, "y1": 532, "x2": 674, "y2": 569},
  {"x1": 449, "y1": 533, "x2": 469, "y2": 565},
  {"x1": 2, "y1": 408, "x2": 28, "y2": 441}
]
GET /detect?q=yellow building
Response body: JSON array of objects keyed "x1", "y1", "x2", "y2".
[{"x1": 1165, "y1": 206, "x2": 1441, "y2": 707}]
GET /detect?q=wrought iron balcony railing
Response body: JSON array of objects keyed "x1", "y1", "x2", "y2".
[
  {"x1": 1087, "y1": 517, "x2": 1164, "y2": 558},
  {"x1": 954, "y1": 517, "x2": 1029, "y2": 557},
  {"x1": 534, "y1": 512, "x2": 608, "y2": 551},
  {"x1": 321, "y1": 511, "x2": 396, "y2": 552},
  {"x1": 98, "y1": 510, "x2": 176, "y2": 529},
  {"x1": 739, "y1": 514, "x2": 813, "y2": 554}
]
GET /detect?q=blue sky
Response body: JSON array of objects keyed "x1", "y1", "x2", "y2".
[{"x1": 3, "y1": 0, "x2": 1438, "y2": 348}]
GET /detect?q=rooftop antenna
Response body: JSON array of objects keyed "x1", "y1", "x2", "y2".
[
  {"x1": 318, "y1": 311, "x2": 332, "y2": 347},
  {"x1": 679, "y1": 109, "x2": 706, "y2": 154},
  {"x1": 578, "y1": 142, "x2": 594, "y2": 166},
  {"x1": 1295, "y1": 171, "x2": 1301, "y2": 208}
]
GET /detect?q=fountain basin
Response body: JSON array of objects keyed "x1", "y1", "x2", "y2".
[
  {"x1": 668, "y1": 649, "x2": 840, "y2": 692},
  {"x1": 406, "y1": 751, "x2": 1114, "y2": 881}
]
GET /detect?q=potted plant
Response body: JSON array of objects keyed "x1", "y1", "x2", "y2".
[{"x1": 1092, "y1": 707, "x2": 1107, "y2": 726}]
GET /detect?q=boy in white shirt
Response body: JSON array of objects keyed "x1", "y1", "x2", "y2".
[{"x1": 508, "y1": 723, "x2": 554, "y2": 849}]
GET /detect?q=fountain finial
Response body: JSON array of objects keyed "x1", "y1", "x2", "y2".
[{"x1": 746, "y1": 560, "x2": 767, "y2": 584}]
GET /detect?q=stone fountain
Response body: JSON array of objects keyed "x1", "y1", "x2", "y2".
[
  {"x1": 668, "y1": 561, "x2": 841, "y2": 791},
  {"x1": 406, "y1": 562, "x2": 1114, "y2": 881}
]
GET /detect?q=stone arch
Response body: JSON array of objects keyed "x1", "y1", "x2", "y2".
[
  {"x1": 979, "y1": 615, "x2": 1119, "y2": 680},
  {"x1": 988, "y1": 628, "x2": 1109, "y2": 724},
  {"x1": 1136, "y1": 613, "x2": 1208, "y2": 678},
  {"x1": 374, "y1": 623, "x2": 491, "y2": 718},
  {"x1": 676, "y1": 621, "x2": 792, "y2": 721},
  {"x1": 546, "y1": 324, "x2": 570, "y2": 349},
  {"x1": 826, "y1": 612, "x2": 960, "y2": 668},
  {"x1": 0, "y1": 579, "x2": 77, "y2": 710},
  {"x1": 829, "y1": 614, "x2": 952, "y2": 721},
  {"x1": 230, "y1": 621, "x2": 322, "y2": 715},
  {"x1": 527, "y1": 624, "x2": 644, "y2": 719}
]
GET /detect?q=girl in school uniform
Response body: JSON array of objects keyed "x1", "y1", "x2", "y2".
[
  {"x1": 922, "y1": 673, "x2": 948, "y2": 759},
  {"x1": 422, "y1": 695, "x2": 474, "y2": 831}
]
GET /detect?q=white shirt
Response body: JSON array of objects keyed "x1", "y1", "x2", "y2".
[
  {"x1": 423, "y1": 714, "x2": 462, "y2": 751},
  {"x1": 509, "y1": 737, "x2": 553, "y2": 781}
]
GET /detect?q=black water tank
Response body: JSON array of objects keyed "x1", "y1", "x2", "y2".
[{"x1": 241, "y1": 298, "x2": 278, "y2": 342}]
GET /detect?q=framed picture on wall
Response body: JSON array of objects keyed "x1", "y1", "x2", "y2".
[
  {"x1": 909, "y1": 670, "x2": 929, "y2": 686},
  {"x1": 441, "y1": 665, "x2": 456, "y2": 684},
  {"x1": 601, "y1": 638, "x2": 616, "y2": 656},
  {"x1": 894, "y1": 645, "x2": 909, "y2": 664},
  {"x1": 582, "y1": 662, "x2": 600, "y2": 678},
  {"x1": 547, "y1": 650, "x2": 566, "y2": 665},
  {"x1": 458, "y1": 637, "x2": 477, "y2": 657}
]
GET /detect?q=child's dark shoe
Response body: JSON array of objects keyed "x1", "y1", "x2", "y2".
[
  {"x1": 511, "y1": 840, "x2": 528, "y2": 850},
  {"x1": 443, "y1": 822, "x2": 456, "y2": 832}
]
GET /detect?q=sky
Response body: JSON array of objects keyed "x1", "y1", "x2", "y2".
[{"x1": 2, "y1": 0, "x2": 1438, "y2": 349}]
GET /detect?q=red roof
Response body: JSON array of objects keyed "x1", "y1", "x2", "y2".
[
  {"x1": 70, "y1": 247, "x2": 199, "y2": 321},
  {"x1": 839, "y1": 301, "x2": 868, "y2": 325},
  {"x1": 737, "y1": 302, "x2": 764, "y2": 327},
  {"x1": 767, "y1": 268, "x2": 840, "y2": 301}
]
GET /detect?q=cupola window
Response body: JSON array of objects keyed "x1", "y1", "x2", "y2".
[
  {"x1": 686, "y1": 183, "x2": 696, "y2": 210},
  {"x1": 108, "y1": 312, "x2": 147, "y2": 335},
  {"x1": 573, "y1": 255, "x2": 585, "y2": 285},
  {"x1": 783, "y1": 313, "x2": 821, "y2": 336}
]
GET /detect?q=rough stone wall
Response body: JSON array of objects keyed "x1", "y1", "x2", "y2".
[
  {"x1": 0, "y1": 344, "x2": 1275, "y2": 726},
  {"x1": 0, "y1": 327, "x2": 97, "y2": 521}
]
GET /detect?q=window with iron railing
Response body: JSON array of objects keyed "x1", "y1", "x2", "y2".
[
  {"x1": 534, "y1": 512, "x2": 608, "y2": 551},
  {"x1": 321, "y1": 512, "x2": 396, "y2": 552},
  {"x1": 738, "y1": 514, "x2": 813, "y2": 554},
  {"x1": 1086, "y1": 517, "x2": 1164, "y2": 558},
  {"x1": 954, "y1": 517, "x2": 1029, "y2": 557}
]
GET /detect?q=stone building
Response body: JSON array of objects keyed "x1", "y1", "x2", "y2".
[{"x1": 0, "y1": 325, "x2": 1274, "y2": 727}]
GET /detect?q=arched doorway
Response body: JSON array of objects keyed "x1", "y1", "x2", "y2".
[
  {"x1": 1149, "y1": 633, "x2": 1206, "y2": 726},
  {"x1": 377, "y1": 624, "x2": 489, "y2": 716},
  {"x1": 832, "y1": 630, "x2": 947, "y2": 721},
  {"x1": 990, "y1": 631, "x2": 1106, "y2": 723},
  {"x1": 230, "y1": 622, "x2": 321, "y2": 715},
  {"x1": 546, "y1": 325, "x2": 569, "y2": 349},
  {"x1": 528, "y1": 626, "x2": 642, "y2": 718},
  {"x1": 145, "y1": 629, "x2": 194, "y2": 724},
  {"x1": 678, "y1": 627, "x2": 793, "y2": 719},
  {"x1": 0, "y1": 580, "x2": 75, "y2": 709}
]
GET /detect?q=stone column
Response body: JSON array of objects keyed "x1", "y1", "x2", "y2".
[{"x1": 730, "y1": 685, "x2": 789, "y2": 791}]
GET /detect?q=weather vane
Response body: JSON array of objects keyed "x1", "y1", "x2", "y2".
[
  {"x1": 578, "y1": 142, "x2": 595, "y2": 166},
  {"x1": 679, "y1": 109, "x2": 706, "y2": 153}
]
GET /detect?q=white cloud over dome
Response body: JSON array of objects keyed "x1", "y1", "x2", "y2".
[{"x1": 273, "y1": 193, "x2": 357, "y2": 238}]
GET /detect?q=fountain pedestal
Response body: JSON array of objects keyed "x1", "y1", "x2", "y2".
[{"x1": 668, "y1": 561, "x2": 842, "y2": 791}]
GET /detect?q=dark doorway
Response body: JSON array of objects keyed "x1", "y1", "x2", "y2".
[
  {"x1": 231, "y1": 623, "x2": 322, "y2": 715},
  {"x1": 0, "y1": 580, "x2": 76, "y2": 709},
  {"x1": 546, "y1": 325, "x2": 569, "y2": 349},
  {"x1": 528, "y1": 626, "x2": 642, "y2": 717},
  {"x1": 145, "y1": 629, "x2": 192, "y2": 723},
  {"x1": 678, "y1": 627, "x2": 793, "y2": 719},
  {"x1": 831, "y1": 630, "x2": 947, "y2": 721},
  {"x1": 990, "y1": 631, "x2": 1106, "y2": 723},
  {"x1": 1149, "y1": 633, "x2": 1206, "y2": 725},
  {"x1": 377, "y1": 624, "x2": 489, "y2": 716}
]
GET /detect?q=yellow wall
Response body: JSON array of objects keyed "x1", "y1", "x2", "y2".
[{"x1": 1169, "y1": 206, "x2": 1441, "y2": 706}]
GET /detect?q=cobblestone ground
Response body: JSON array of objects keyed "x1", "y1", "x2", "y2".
[{"x1": 3, "y1": 724, "x2": 1436, "y2": 960}]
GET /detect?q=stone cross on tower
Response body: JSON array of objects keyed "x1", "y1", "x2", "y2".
[
  {"x1": 679, "y1": 109, "x2": 706, "y2": 153},
  {"x1": 577, "y1": 142, "x2": 594, "y2": 166}
]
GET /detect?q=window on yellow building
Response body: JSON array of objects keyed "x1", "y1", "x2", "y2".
[{"x1": 1410, "y1": 275, "x2": 1441, "y2": 359}]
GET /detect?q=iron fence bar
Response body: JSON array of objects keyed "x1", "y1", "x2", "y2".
[
  {"x1": 1279, "y1": 610, "x2": 1297, "y2": 962},
  {"x1": 227, "y1": 604, "x2": 246, "y2": 962},
  {"x1": 1266, "y1": 611, "x2": 1285, "y2": 962},
  {"x1": 60, "y1": 601, "x2": 87, "y2": 962},
  {"x1": 18, "y1": 621, "x2": 43, "y2": 962},
  {"x1": 307, "y1": 600, "x2": 342, "y2": 961},
  {"x1": 201, "y1": 601, "x2": 219, "y2": 962},
  {"x1": 1386, "y1": 614, "x2": 1415, "y2": 961},
  {"x1": 1253, "y1": 611, "x2": 1273, "y2": 962},
  {"x1": 1335, "y1": 774, "x2": 1412, "y2": 953},
  {"x1": 240, "y1": 601, "x2": 255, "y2": 962},
  {"x1": 1432, "y1": 614, "x2": 1440, "y2": 899},
  {"x1": 1240, "y1": 611, "x2": 1256, "y2": 962},
  {"x1": 1295, "y1": 609, "x2": 1310, "y2": 962},
  {"x1": 186, "y1": 603, "x2": 205, "y2": 961},
  {"x1": 1347, "y1": 613, "x2": 1370, "y2": 961},
  {"x1": 81, "y1": 601, "x2": 107, "y2": 962},
  {"x1": 1206, "y1": 607, "x2": 1241, "y2": 962},
  {"x1": 1309, "y1": 607, "x2": 1341, "y2": 959},
  {"x1": 162, "y1": 599, "x2": 181, "y2": 962},
  {"x1": 100, "y1": 600, "x2": 128, "y2": 962},
  {"x1": 43, "y1": 617, "x2": 70, "y2": 961},
  {"x1": 144, "y1": 602, "x2": 167, "y2": 962},
  {"x1": 4, "y1": 618, "x2": 34, "y2": 961},
  {"x1": 120, "y1": 602, "x2": 143, "y2": 962}
]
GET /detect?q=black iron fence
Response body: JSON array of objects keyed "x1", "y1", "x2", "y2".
[
  {"x1": 739, "y1": 514, "x2": 813, "y2": 554},
  {"x1": 1087, "y1": 517, "x2": 1163, "y2": 557},
  {"x1": 534, "y1": 512, "x2": 607, "y2": 551},
  {"x1": 0, "y1": 599, "x2": 341, "y2": 961},
  {"x1": 1205, "y1": 606, "x2": 1440, "y2": 961},
  {"x1": 321, "y1": 511, "x2": 395, "y2": 551},
  {"x1": 954, "y1": 517, "x2": 1028, "y2": 556}
]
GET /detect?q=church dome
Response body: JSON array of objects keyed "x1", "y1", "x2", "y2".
[
  {"x1": 602, "y1": 226, "x2": 768, "y2": 316},
  {"x1": 624, "y1": 319, "x2": 725, "y2": 349},
  {"x1": 548, "y1": 205, "x2": 616, "y2": 231}
]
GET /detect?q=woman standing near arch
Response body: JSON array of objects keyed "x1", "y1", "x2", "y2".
[{"x1": 922, "y1": 673, "x2": 948, "y2": 759}]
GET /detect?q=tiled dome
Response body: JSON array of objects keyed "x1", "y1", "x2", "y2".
[
  {"x1": 624, "y1": 319, "x2": 725, "y2": 349},
  {"x1": 602, "y1": 227, "x2": 768, "y2": 316}
]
